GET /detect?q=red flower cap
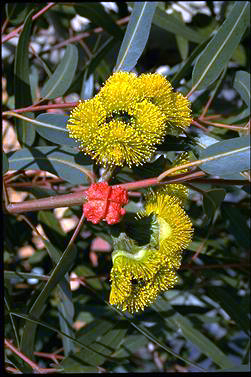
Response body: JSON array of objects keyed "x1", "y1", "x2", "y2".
[{"x1": 83, "y1": 182, "x2": 128, "y2": 225}]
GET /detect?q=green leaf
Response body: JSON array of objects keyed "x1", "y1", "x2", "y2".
[
  {"x1": 74, "y1": 3, "x2": 123, "y2": 40},
  {"x1": 234, "y1": 71, "x2": 250, "y2": 107},
  {"x1": 192, "y1": 1, "x2": 250, "y2": 91},
  {"x1": 14, "y1": 11, "x2": 36, "y2": 146},
  {"x1": 115, "y1": 2, "x2": 158, "y2": 72},
  {"x1": 41, "y1": 44, "x2": 78, "y2": 99},
  {"x1": 42, "y1": 236, "x2": 76, "y2": 356},
  {"x1": 61, "y1": 320, "x2": 128, "y2": 371},
  {"x1": 7, "y1": 146, "x2": 94, "y2": 185},
  {"x1": 20, "y1": 237, "x2": 78, "y2": 359},
  {"x1": 170, "y1": 37, "x2": 211, "y2": 87},
  {"x1": 74, "y1": 265, "x2": 102, "y2": 290},
  {"x1": 222, "y1": 204, "x2": 250, "y2": 249},
  {"x1": 3, "y1": 152, "x2": 9, "y2": 174},
  {"x1": 199, "y1": 136, "x2": 250, "y2": 179},
  {"x1": 35, "y1": 113, "x2": 76, "y2": 147},
  {"x1": 207, "y1": 286, "x2": 250, "y2": 334},
  {"x1": 217, "y1": 365, "x2": 250, "y2": 372},
  {"x1": 203, "y1": 188, "x2": 226, "y2": 223},
  {"x1": 153, "y1": 6, "x2": 204, "y2": 43},
  {"x1": 154, "y1": 298, "x2": 235, "y2": 369},
  {"x1": 85, "y1": 36, "x2": 117, "y2": 76}
]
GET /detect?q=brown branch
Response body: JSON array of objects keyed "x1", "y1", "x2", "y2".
[
  {"x1": 5, "y1": 168, "x2": 249, "y2": 215},
  {"x1": 2, "y1": 3, "x2": 56, "y2": 43},
  {"x1": 199, "y1": 118, "x2": 248, "y2": 131},
  {"x1": 38, "y1": 16, "x2": 129, "y2": 56},
  {"x1": 4, "y1": 339, "x2": 59, "y2": 373},
  {"x1": 2, "y1": 102, "x2": 77, "y2": 116}
]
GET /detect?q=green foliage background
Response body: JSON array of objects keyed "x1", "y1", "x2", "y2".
[{"x1": 3, "y1": 1, "x2": 250, "y2": 373}]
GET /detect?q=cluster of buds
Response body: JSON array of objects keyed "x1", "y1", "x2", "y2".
[{"x1": 83, "y1": 182, "x2": 128, "y2": 225}]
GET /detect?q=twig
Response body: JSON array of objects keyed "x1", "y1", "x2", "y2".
[
  {"x1": 4, "y1": 339, "x2": 59, "y2": 373},
  {"x1": 2, "y1": 102, "x2": 77, "y2": 116},
  {"x1": 199, "y1": 118, "x2": 247, "y2": 131},
  {"x1": 5, "y1": 172, "x2": 249, "y2": 214},
  {"x1": 2, "y1": 3, "x2": 55, "y2": 43},
  {"x1": 38, "y1": 16, "x2": 129, "y2": 56}
]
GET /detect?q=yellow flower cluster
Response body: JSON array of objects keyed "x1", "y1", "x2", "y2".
[
  {"x1": 109, "y1": 186, "x2": 193, "y2": 313},
  {"x1": 67, "y1": 72, "x2": 192, "y2": 167}
]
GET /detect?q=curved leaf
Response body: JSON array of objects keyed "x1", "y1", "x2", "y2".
[
  {"x1": 7, "y1": 146, "x2": 94, "y2": 185},
  {"x1": 154, "y1": 298, "x2": 235, "y2": 369},
  {"x1": 192, "y1": 1, "x2": 250, "y2": 91},
  {"x1": 234, "y1": 71, "x2": 250, "y2": 107},
  {"x1": 115, "y1": 2, "x2": 158, "y2": 72},
  {"x1": 74, "y1": 3, "x2": 123, "y2": 40},
  {"x1": 14, "y1": 11, "x2": 35, "y2": 146},
  {"x1": 35, "y1": 113, "x2": 77, "y2": 147},
  {"x1": 41, "y1": 44, "x2": 78, "y2": 99},
  {"x1": 153, "y1": 6, "x2": 204, "y2": 43},
  {"x1": 199, "y1": 136, "x2": 250, "y2": 178}
]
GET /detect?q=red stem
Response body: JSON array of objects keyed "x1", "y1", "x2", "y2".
[{"x1": 2, "y1": 3, "x2": 55, "y2": 43}]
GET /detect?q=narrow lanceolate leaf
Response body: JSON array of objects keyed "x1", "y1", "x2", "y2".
[
  {"x1": 35, "y1": 114, "x2": 76, "y2": 147},
  {"x1": 41, "y1": 44, "x2": 78, "y2": 99},
  {"x1": 234, "y1": 71, "x2": 250, "y2": 108},
  {"x1": 115, "y1": 2, "x2": 158, "y2": 72},
  {"x1": 14, "y1": 11, "x2": 36, "y2": 146},
  {"x1": 199, "y1": 136, "x2": 250, "y2": 179},
  {"x1": 154, "y1": 298, "x2": 235, "y2": 369},
  {"x1": 20, "y1": 241, "x2": 78, "y2": 359},
  {"x1": 153, "y1": 6, "x2": 204, "y2": 44},
  {"x1": 74, "y1": 3, "x2": 123, "y2": 40},
  {"x1": 192, "y1": 1, "x2": 250, "y2": 91},
  {"x1": 7, "y1": 146, "x2": 94, "y2": 185}
]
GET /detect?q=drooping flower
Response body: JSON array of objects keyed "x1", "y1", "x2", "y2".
[
  {"x1": 137, "y1": 191, "x2": 193, "y2": 269},
  {"x1": 83, "y1": 182, "x2": 128, "y2": 224},
  {"x1": 109, "y1": 233, "x2": 178, "y2": 313}
]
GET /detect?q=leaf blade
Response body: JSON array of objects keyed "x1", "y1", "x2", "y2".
[
  {"x1": 7, "y1": 146, "x2": 94, "y2": 185},
  {"x1": 233, "y1": 70, "x2": 250, "y2": 107},
  {"x1": 115, "y1": 2, "x2": 158, "y2": 72},
  {"x1": 41, "y1": 44, "x2": 78, "y2": 99},
  {"x1": 199, "y1": 136, "x2": 250, "y2": 178},
  {"x1": 14, "y1": 11, "x2": 36, "y2": 146},
  {"x1": 192, "y1": 1, "x2": 250, "y2": 91}
]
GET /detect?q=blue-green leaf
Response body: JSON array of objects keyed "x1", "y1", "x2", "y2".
[
  {"x1": 192, "y1": 1, "x2": 250, "y2": 91},
  {"x1": 199, "y1": 136, "x2": 250, "y2": 178},
  {"x1": 7, "y1": 146, "x2": 94, "y2": 185},
  {"x1": 154, "y1": 298, "x2": 235, "y2": 369},
  {"x1": 14, "y1": 11, "x2": 36, "y2": 146},
  {"x1": 234, "y1": 71, "x2": 250, "y2": 107},
  {"x1": 153, "y1": 6, "x2": 204, "y2": 43},
  {"x1": 74, "y1": 3, "x2": 123, "y2": 40},
  {"x1": 35, "y1": 113, "x2": 76, "y2": 147},
  {"x1": 115, "y1": 2, "x2": 158, "y2": 72},
  {"x1": 41, "y1": 45, "x2": 78, "y2": 99}
]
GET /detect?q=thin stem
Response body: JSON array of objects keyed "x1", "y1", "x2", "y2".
[
  {"x1": 6, "y1": 172, "x2": 249, "y2": 215},
  {"x1": 38, "y1": 16, "x2": 129, "y2": 56},
  {"x1": 191, "y1": 120, "x2": 209, "y2": 132},
  {"x1": 66, "y1": 211, "x2": 85, "y2": 251},
  {"x1": 199, "y1": 118, "x2": 247, "y2": 131},
  {"x1": 157, "y1": 146, "x2": 250, "y2": 182},
  {"x1": 4, "y1": 339, "x2": 41, "y2": 372},
  {"x1": 2, "y1": 102, "x2": 77, "y2": 115},
  {"x1": 2, "y1": 3, "x2": 55, "y2": 43}
]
